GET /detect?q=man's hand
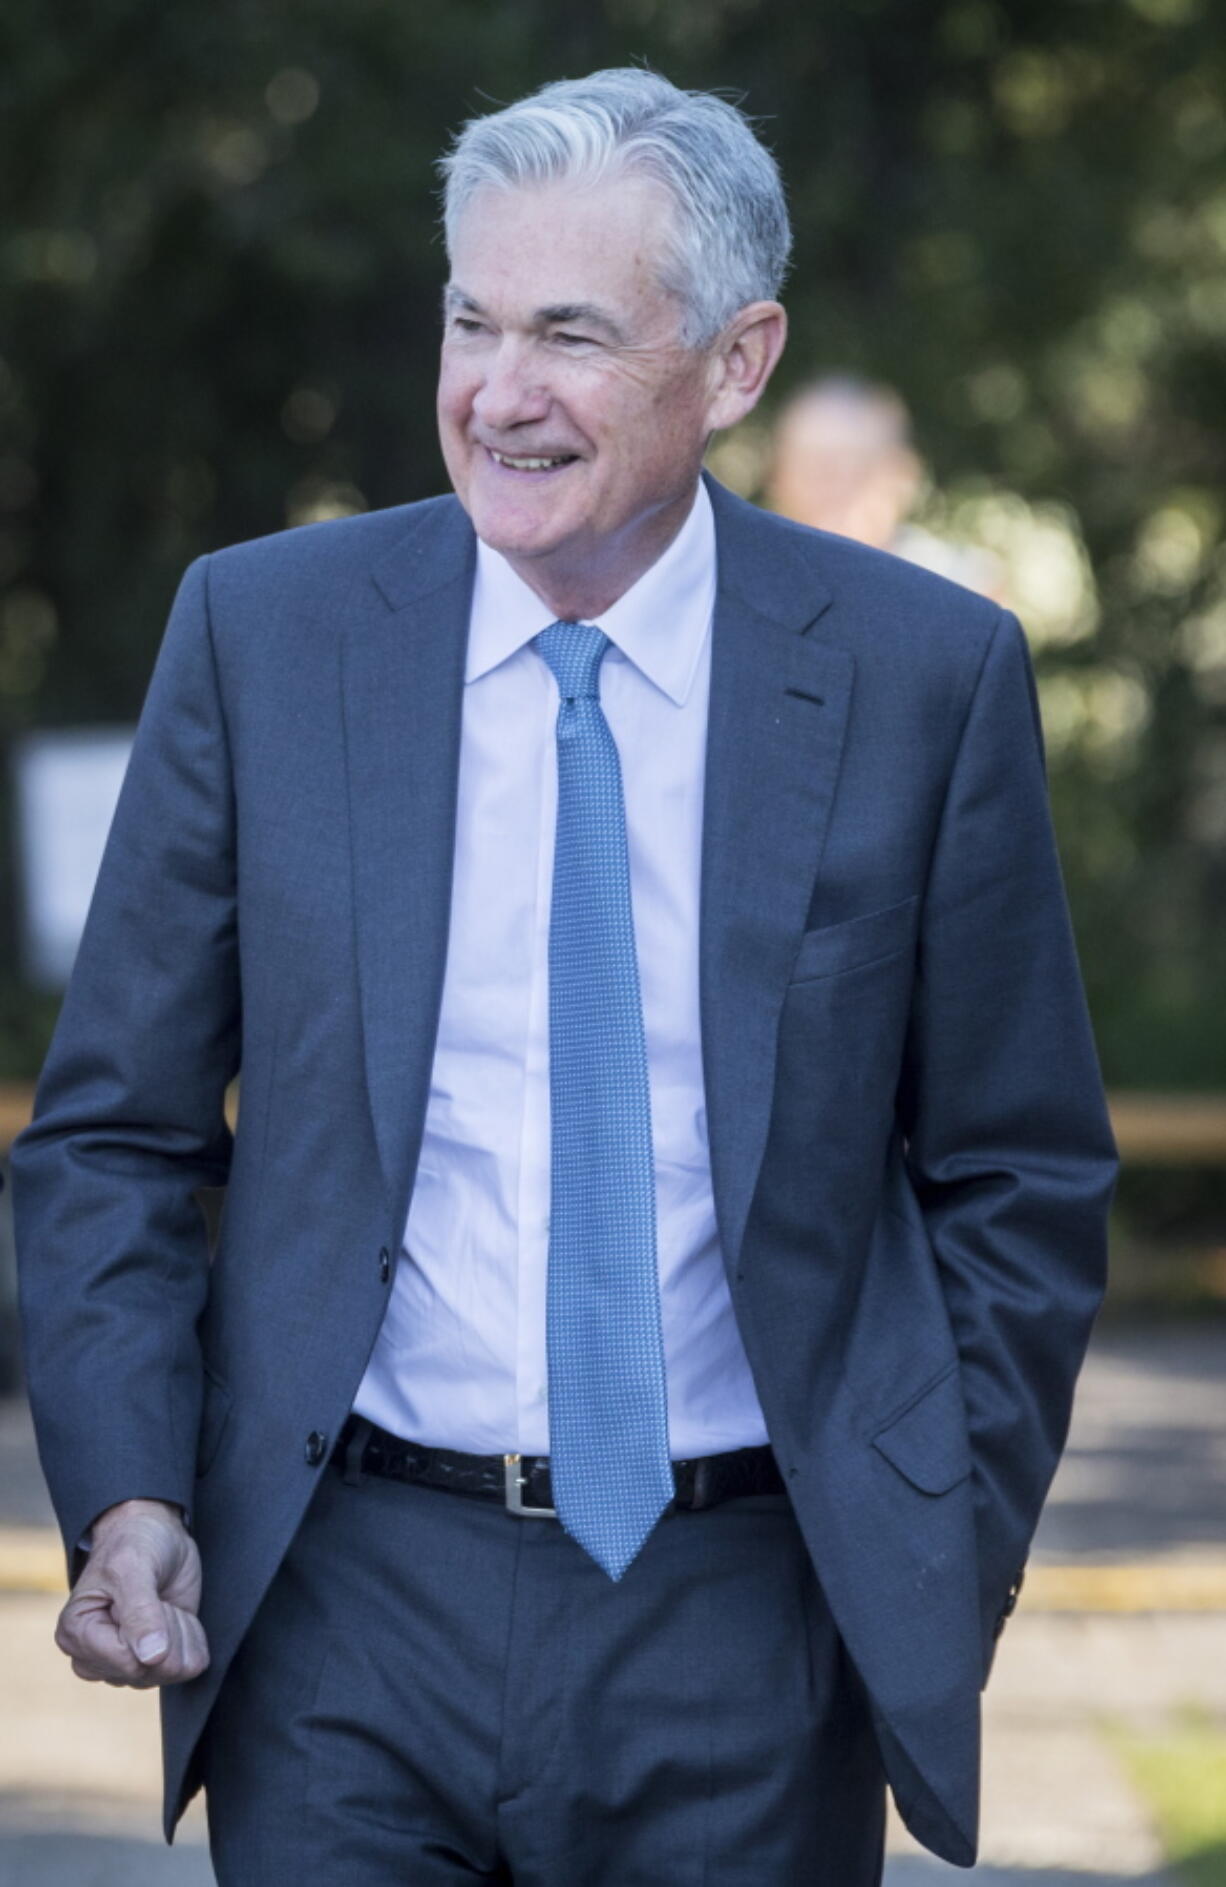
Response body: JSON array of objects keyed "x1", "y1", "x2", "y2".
[{"x1": 55, "y1": 1498, "x2": 210, "y2": 1689}]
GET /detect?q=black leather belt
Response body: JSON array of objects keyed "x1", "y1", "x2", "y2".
[{"x1": 334, "y1": 1414, "x2": 785, "y2": 1518}]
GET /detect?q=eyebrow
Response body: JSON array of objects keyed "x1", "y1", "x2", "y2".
[
  {"x1": 536, "y1": 302, "x2": 626, "y2": 340},
  {"x1": 443, "y1": 286, "x2": 626, "y2": 343}
]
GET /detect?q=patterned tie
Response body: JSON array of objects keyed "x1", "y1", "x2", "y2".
[{"x1": 533, "y1": 620, "x2": 673, "y2": 1580}]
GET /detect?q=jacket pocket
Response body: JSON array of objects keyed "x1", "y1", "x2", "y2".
[
  {"x1": 789, "y1": 894, "x2": 919, "y2": 986},
  {"x1": 196, "y1": 1365, "x2": 233, "y2": 1478},
  {"x1": 871, "y1": 1362, "x2": 972, "y2": 1495}
]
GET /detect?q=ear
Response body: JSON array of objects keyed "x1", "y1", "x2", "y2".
[{"x1": 704, "y1": 302, "x2": 788, "y2": 433}]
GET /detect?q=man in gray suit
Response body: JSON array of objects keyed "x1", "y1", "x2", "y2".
[{"x1": 14, "y1": 69, "x2": 1116, "y2": 1884}]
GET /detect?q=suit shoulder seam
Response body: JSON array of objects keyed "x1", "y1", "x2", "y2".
[{"x1": 198, "y1": 552, "x2": 237, "y2": 801}]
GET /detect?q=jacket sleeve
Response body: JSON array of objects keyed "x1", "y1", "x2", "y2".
[
  {"x1": 12, "y1": 553, "x2": 239, "y2": 1562},
  {"x1": 897, "y1": 607, "x2": 1118, "y2": 1675}
]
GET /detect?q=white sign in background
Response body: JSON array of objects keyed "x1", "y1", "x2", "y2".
[{"x1": 13, "y1": 728, "x2": 135, "y2": 987}]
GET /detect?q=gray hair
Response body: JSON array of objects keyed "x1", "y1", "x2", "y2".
[{"x1": 439, "y1": 68, "x2": 792, "y2": 347}]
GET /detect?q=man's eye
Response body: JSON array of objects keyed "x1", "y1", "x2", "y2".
[
  {"x1": 552, "y1": 331, "x2": 593, "y2": 348},
  {"x1": 452, "y1": 317, "x2": 486, "y2": 335}
]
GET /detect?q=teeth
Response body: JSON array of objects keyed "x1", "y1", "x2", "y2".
[{"x1": 489, "y1": 450, "x2": 570, "y2": 470}]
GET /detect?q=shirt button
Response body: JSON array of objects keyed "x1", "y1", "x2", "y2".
[
  {"x1": 305, "y1": 1431, "x2": 328, "y2": 1467},
  {"x1": 379, "y1": 1246, "x2": 391, "y2": 1283}
]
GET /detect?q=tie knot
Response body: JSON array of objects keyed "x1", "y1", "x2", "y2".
[{"x1": 534, "y1": 620, "x2": 610, "y2": 702}]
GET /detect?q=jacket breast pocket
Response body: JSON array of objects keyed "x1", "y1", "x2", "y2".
[{"x1": 789, "y1": 894, "x2": 919, "y2": 987}]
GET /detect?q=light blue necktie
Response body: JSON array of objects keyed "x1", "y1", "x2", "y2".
[{"x1": 534, "y1": 620, "x2": 673, "y2": 1581}]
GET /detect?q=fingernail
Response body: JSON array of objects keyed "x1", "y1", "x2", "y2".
[{"x1": 136, "y1": 1632, "x2": 168, "y2": 1662}]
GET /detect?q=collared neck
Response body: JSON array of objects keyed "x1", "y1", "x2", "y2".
[{"x1": 465, "y1": 480, "x2": 716, "y2": 706}]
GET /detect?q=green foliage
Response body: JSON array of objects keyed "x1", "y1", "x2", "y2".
[
  {"x1": 1110, "y1": 1708, "x2": 1226, "y2": 1885},
  {"x1": 2, "y1": 0, "x2": 1224, "y2": 1090}
]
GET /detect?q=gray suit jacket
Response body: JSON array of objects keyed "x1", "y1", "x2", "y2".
[{"x1": 14, "y1": 475, "x2": 1117, "y2": 1864}]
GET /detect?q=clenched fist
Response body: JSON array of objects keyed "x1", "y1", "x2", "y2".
[{"x1": 55, "y1": 1498, "x2": 210, "y2": 1689}]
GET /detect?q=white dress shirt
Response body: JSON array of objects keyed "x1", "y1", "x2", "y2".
[{"x1": 354, "y1": 481, "x2": 769, "y2": 1456}]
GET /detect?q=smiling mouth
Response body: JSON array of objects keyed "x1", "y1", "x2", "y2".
[{"x1": 486, "y1": 448, "x2": 579, "y2": 472}]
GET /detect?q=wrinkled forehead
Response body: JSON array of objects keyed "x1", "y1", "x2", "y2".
[{"x1": 445, "y1": 173, "x2": 684, "y2": 326}]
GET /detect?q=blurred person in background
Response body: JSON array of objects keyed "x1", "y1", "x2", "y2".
[
  {"x1": 769, "y1": 373, "x2": 1005, "y2": 598},
  {"x1": 13, "y1": 67, "x2": 1115, "y2": 1886}
]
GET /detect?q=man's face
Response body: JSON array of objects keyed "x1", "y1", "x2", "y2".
[{"x1": 438, "y1": 174, "x2": 720, "y2": 613}]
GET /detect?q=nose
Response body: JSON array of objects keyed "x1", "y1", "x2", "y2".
[{"x1": 471, "y1": 338, "x2": 551, "y2": 432}]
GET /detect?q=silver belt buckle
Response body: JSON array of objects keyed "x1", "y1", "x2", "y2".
[{"x1": 503, "y1": 1453, "x2": 557, "y2": 1518}]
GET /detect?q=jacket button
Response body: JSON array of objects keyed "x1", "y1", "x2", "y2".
[
  {"x1": 379, "y1": 1246, "x2": 391, "y2": 1283},
  {"x1": 305, "y1": 1431, "x2": 328, "y2": 1467}
]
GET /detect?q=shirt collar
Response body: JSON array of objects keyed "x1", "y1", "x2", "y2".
[{"x1": 465, "y1": 479, "x2": 716, "y2": 707}]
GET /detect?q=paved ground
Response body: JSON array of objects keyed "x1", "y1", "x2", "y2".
[
  {"x1": 1, "y1": 1318, "x2": 1224, "y2": 1883},
  {"x1": 1035, "y1": 1322, "x2": 1226, "y2": 1566}
]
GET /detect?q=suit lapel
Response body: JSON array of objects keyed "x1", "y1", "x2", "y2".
[
  {"x1": 342, "y1": 498, "x2": 475, "y2": 1211},
  {"x1": 700, "y1": 478, "x2": 854, "y2": 1270},
  {"x1": 342, "y1": 480, "x2": 853, "y2": 1257}
]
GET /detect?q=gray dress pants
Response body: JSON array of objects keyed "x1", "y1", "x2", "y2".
[{"x1": 202, "y1": 1456, "x2": 886, "y2": 1884}]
